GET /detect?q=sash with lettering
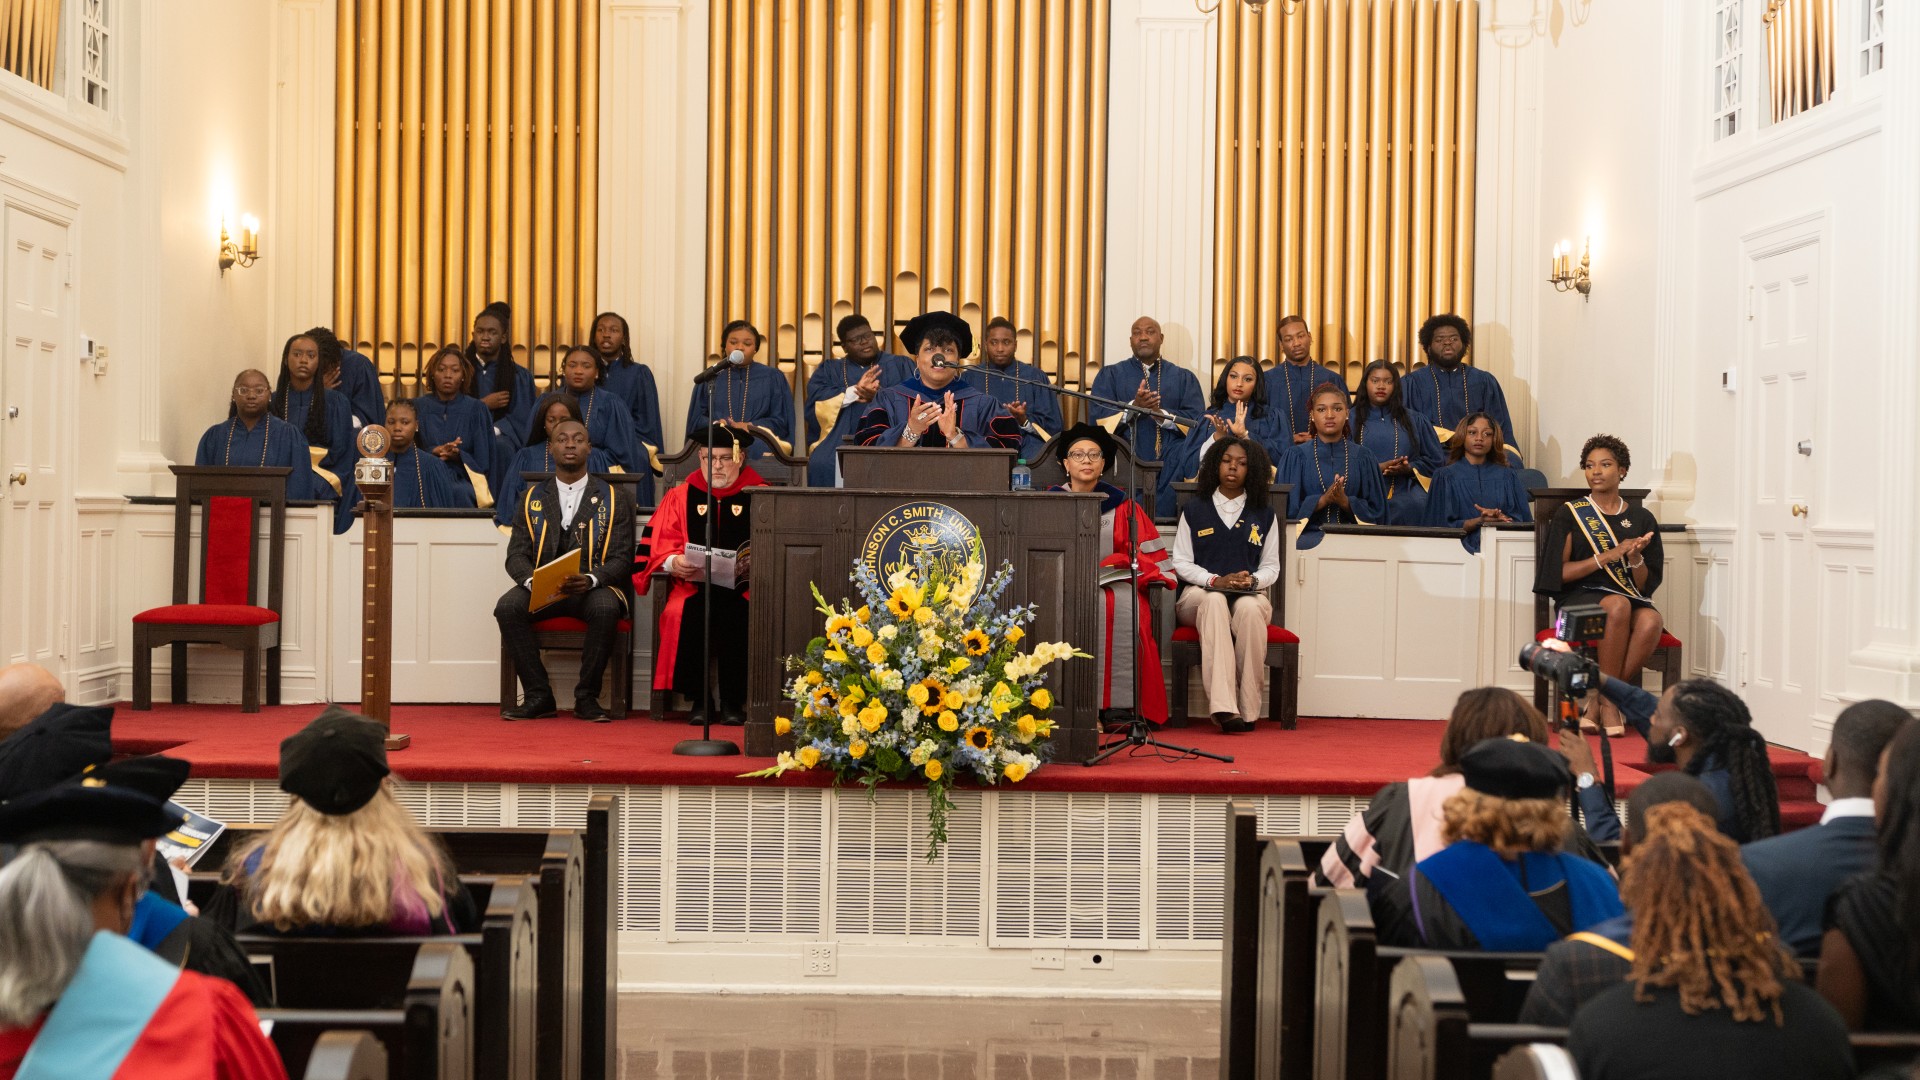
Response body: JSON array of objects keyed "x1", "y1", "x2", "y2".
[
  {"x1": 1567, "y1": 496, "x2": 1647, "y2": 600},
  {"x1": 519, "y1": 478, "x2": 626, "y2": 611}
]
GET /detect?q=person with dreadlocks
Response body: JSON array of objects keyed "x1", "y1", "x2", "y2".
[
  {"x1": 414, "y1": 345, "x2": 498, "y2": 508},
  {"x1": 1646, "y1": 678, "x2": 1781, "y2": 844},
  {"x1": 1819, "y1": 720, "x2": 1920, "y2": 1032},
  {"x1": 493, "y1": 391, "x2": 615, "y2": 528},
  {"x1": 304, "y1": 325, "x2": 385, "y2": 430},
  {"x1": 193, "y1": 369, "x2": 323, "y2": 501},
  {"x1": 1567, "y1": 802, "x2": 1853, "y2": 1080},
  {"x1": 272, "y1": 332, "x2": 359, "y2": 534},
  {"x1": 381, "y1": 399, "x2": 464, "y2": 509},
  {"x1": 590, "y1": 311, "x2": 664, "y2": 502},
  {"x1": 464, "y1": 301, "x2": 537, "y2": 451},
  {"x1": 685, "y1": 319, "x2": 796, "y2": 460}
]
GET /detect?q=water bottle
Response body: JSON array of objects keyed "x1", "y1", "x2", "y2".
[{"x1": 1011, "y1": 458, "x2": 1032, "y2": 491}]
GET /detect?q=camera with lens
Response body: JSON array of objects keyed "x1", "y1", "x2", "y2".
[{"x1": 1518, "y1": 604, "x2": 1607, "y2": 702}]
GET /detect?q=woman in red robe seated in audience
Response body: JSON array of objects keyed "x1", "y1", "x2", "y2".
[
  {"x1": 638, "y1": 424, "x2": 766, "y2": 727},
  {"x1": 1047, "y1": 423, "x2": 1169, "y2": 727}
]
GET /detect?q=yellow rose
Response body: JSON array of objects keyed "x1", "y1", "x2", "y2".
[
  {"x1": 1005, "y1": 626, "x2": 1025, "y2": 643},
  {"x1": 1015, "y1": 714, "x2": 1038, "y2": 739},
  {"x1": 937, "y1": 710, "x2": 959, "y2": 732},
  {"x1": 913, "y1": 606, "x2": 935, "y2": 625},
  {"x1": 852, "y1": 625, "x2": 875, "y2": 648},
  {"x1": 860, "y1": 707, "x2": 885, "y2": 733},
  {"x1": 1029, "y1": 688, "x2": 1053, "y2": 711},
  {"x1": 907, "y1": 683, "x2": 930, "y2": 706},
  {"x1": 804, "y1": 670, "x2": 824, "y2": 685},
  {"x1": 774, "y1": 715, "x2": 793, "y2": 735},
  {"x1": 924, "y1": 760, "x2": 944, "y2": 781},
  {"x1": 849, "y1": 738, "x2": 869, "y2": 760},
  {"x1": 856, "y1": 604, "x2": 872, "y2": 623},
  {"x1": 865, "y1": 642, "x2": 889, "y2": 665},
  {"x1": 942, "y1": 689, "x2": 965, "y2": 710},
  {"x1": 796, "y1": 746, "x2": 822, "y2": 768},
  {"x1": 1004, "y1": 761, "x2": 1029, "y2": 783}
]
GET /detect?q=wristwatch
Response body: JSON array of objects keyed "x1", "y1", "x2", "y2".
[{"x1": 1576, "y1": 772, "x2": 1596, "y2": 791}]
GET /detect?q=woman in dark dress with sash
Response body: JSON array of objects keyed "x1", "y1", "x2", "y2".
[{"x1": 1534, "y1": 433, "x2": 1664, "y2": 736}]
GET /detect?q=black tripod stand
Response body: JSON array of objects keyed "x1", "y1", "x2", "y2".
[{"x1": 930, "y1": 360, "x2": 1232, "y2": 766}]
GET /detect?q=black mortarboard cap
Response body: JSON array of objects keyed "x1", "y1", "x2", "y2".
[
  {"x1": 0, "y1": 782, "x2": 183, "y2": 845},
  {"x1": 1047, "y1": 423, "x2": 1119, "y2": 466},
  {"x1": 74, "y1": 755, "x2": 191, "y2": 804},
  {"x1": 1459, "y1": 736, "x2": 1571, "y2": 801},
  {"x1": 694, "y1": 422, "x2": 759, "y2": 453},
  {"x1": 0, "y1": 702, "x2": 114, "y2": 802},
  {"x1": 899, "y1": 311, "x2": 974, "y2": 359},
  {"x1": 278, "y1": 706, "x2": 391, "y2": 816}
]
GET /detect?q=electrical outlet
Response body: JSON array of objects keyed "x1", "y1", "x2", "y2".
[
  {"x1": 803, "y1": 943, "x2": 837, "y2": 977},
  {"x1": 1030, "y1": 949, "x2": 1065, "y2": 970},
  {"x1": 1074, "y1": 951, "x2": 1116, "y2": 972}
]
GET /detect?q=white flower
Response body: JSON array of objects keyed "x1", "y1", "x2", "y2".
[
  {"x1": 878, "y1": 625, "x2": 899, "y2": 641},
  {"x1": 877, "y1": 670, "x2": 904, "y2": 691},
  {"x1": 841, "y1": 717, "x2": 859, "y2": 736},
  {"x1": 916, "y1": 641, "x2": 940, "y2": 660}
]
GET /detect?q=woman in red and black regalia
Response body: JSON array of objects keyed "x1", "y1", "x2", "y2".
[
  {"x1": 638, "y1": 424, "x2": 767, "y2": 727},
  {"x1": 1048, "y1": 423, "x2": 1169, "y2": 726},
  {"x1": 0, "y1": 777, "x2": 285, "y2": 1078}
]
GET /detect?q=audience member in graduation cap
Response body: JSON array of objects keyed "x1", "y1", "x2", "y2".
[
  {"x1": 211, "y1": 706, "x2": 475, "y2": 937},
  {"x1": 1047, "y1": 424, "x2": 1169, "y2": 726},
  {"x1": 0, "y1": 770, "x2": 285, "y2": 1078},
  {"x1": 684, "y1": 319, "x2": 796, "y2": 459},
  {"x1": 1373, "y1": 736, "x2": 1623, "y2": 951},
  {"x1": 381, "y1": 398, "x2": 467, "y2": 509},
  {"x1": 0, "y1": 701, "x2": 111, "y2": 802},
  {"x1": 853, "y1": 311, "x2": 1022, "y2": 452},
  {"x1": 638, "y1": 423, "x2": 766, "y2": 727}
]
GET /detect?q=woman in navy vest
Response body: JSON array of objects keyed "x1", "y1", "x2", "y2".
[{"x1": 1166, "y1": 436, "x2": 1280, "y2": 734}]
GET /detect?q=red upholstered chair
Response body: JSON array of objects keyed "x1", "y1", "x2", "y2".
[
  {"x1": 1528, "y1": 486, "x2": 1684, "y2": 711},
  {"x1": 132, "y1": 466, "x2": 290, "y2": 713},
  {"x1": 498, "y1": 616, "x2": 634, "y2": 718},
  {"x1": 1165, "y1": 482, "x2": 1300, "y2": 729}
]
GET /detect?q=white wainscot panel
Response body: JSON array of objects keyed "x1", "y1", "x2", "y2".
[{"x1": 331, "y1": 519, "x2": 510, "y2": 703}]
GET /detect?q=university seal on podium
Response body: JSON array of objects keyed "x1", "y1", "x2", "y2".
[
  {"x1": 862, "y1": 500, "x2": 983, "y2": 584},
  {"x1": 356, "y1": 423, "x2": 391, "y2": 460}
]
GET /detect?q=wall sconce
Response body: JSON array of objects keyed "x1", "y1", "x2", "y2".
[
  {"x1": 1549, "y1": 238, "x2": 1591, "y2": 300},
  {"x1": 219, "y1": 215, "x2": 260, "y2": 274}
]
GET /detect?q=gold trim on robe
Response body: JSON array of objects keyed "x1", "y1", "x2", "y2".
[
  {"x1": 809, "y1": 397, "x2": 846, "y2": 454},
  {"x1": 309, "y1": 447, "x2": 343, "y2": 495},
  {"x1": 468, "y1": 466, "x2": 495, "y2": 510}
]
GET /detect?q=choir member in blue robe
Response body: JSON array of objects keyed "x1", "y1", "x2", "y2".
[
  {"x1": 1400, "y1": 314, "x2": 1517, "y2": 454},
  {"x1": 1351, "y1": 360, "x2": 1446, "y2": 526},
  {"x1": 963, "y1": 316, "x2": 1065, "y2": 462},
  {"x1": 1425, "y1": 412, "x2": 1532, "y2": 553},
  {"x1": 554, "y1": 346, "x2": 640, "y2": 471},
  {"x1": 1277, "y1": 382, "x2": 1387, "y2": 549},
  {"x1": 1374, "y1": 737, "x2": 1623, "y2": 951},
  {"x1": 1163, "y1": 356, "x2": 1286, "y2": 512},
  {"x1": 463, "y1": 301, "x2": 538, "y2": 451},
  {"x1": 493, "y1": 392, "x2": 617, "y2": 527},
  {"x1": 193, "y1": 370, "x2": 323, "y2": 503},
  {"x1": 381, "y1": 399, "x2": 465, "y2": 509},
  {"x1": 591, "y1": 311, "x2": 665, "y2": 491},
  {"x1": 852, "y1": 311, "x2": 1022, "y2": 453},
  {"x1": 308, "y1": 326, "x2": 386, "y2": 430},
  {"x1": 684, "y1": 319, "x2": 796, "y2": 459},
  {"x1": 273, "y1": 332, "x2": 360, "y2": 534},
  {"x1": 1265, "y1": 315, "x2": 1344, "y2": 446},
  {"x1": 414, "y1": 345, "x2": 499, "y2": 508},
  {"x1": 806, "y1": 314, "x2": 916, "y2": 486},
  {"x1": 1088, "y1": 316, "x2": 1206, "y2": 501}
]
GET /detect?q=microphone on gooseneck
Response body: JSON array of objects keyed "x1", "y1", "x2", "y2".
[
  {"x1": 692, "y1": 349, "x2": 747, "y2": 385},
  {"x1": 929, "y1": 358, "x2": 974, "y2": 370}
]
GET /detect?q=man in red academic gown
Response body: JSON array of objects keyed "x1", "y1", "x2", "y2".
[
  {"x1": 637, "y1": 423, "x2": 767, "y2": 726},
  {"x1": 0, "y1": 778, "x2": 286, "y2": 1079}
]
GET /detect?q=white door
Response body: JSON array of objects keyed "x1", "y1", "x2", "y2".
[
  {"x1": 1740, "y1": 239, "x2": 1820, "y2": 748},
  {"x1": 0, "y1": 204, "x2": 72, "y2": 681}
]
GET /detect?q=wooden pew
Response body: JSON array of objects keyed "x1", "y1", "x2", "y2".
[
  {"x1": 242, "y1": 878, "x2": 537, "y2": 1080},
  {"x1": 581, "y1": 794, "x2": 620, "y2": 1080},
  {"x1": 1314, "y1": 890, "x2": 1544, "y2": 1080},
  {"x1": 259, "y1": 941, "x2": 474, "y2": 1080},
  {"x1": 1221, "y1": 799, "x2": 1337, "y2": 1080},
  {"x1": 1385, "y1": 954, "x2": 1567, "y2": 1080},
  {"x1": 299, "y1": 1031, "x2": 388, "y2": 1080}
]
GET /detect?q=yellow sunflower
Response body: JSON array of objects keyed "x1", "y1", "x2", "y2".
[
  {"x1": 886, "y1": 586, "x2": 922, "y2": 618},
  {"x1": 964, "y1": 726, "x2": 993, "y2": 751},
  {"x1": 825, "y1": 614, "x2": 853, "y2": 636},
  {"x1": 962, "y1": 629, "x2": 991, "y2": 656},
  {"x1": 924, "y1": 760, "x2": 944, "y2": 781}
]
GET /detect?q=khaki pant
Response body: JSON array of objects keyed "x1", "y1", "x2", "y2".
[{"x1": 1175, "y1": 588, "x2": 1272, "y2": 721}]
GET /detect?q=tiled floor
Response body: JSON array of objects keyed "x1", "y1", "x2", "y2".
[{"x1": 618, "y1": 994, "x2": 1220, "y2": 1079}]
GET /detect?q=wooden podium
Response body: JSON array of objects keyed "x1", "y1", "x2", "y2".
[
  {"x1": 744, "y1": 488, "x2": 1105, "y2": 759},
  {"x1": 838, "y1": 446, "x2": 1017, "y2": 491}
]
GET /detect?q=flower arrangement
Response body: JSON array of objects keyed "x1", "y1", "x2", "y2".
[{"x1": 744, "y1": 555, "x2": 1087, "y2": 857}]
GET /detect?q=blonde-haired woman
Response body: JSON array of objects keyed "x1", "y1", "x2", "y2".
[
  {"x1": 212, "y1": 708, "x2": 474, "y2": 935},
  {"x1": 1374, "y1": 736, "x2": 1622, "y2": 950}
]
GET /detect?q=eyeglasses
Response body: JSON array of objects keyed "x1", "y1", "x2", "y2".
[{"x1": 1065, "y1": 450, "x2": 1104, "y2": 463}]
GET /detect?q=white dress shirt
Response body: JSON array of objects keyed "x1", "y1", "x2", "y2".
[
  {"x1": 1167, "y1": 490, "x2": 1282, "y2": 590},
  {"x1": 555, "y1": 474, "x2": 588, "y2": 528},
  {"x1": 1818, "y1": 796, "x2": 1875, "y2": 825}
]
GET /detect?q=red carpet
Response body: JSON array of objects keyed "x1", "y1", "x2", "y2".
[{"x1": 102, "y1": 702, "x2": 1737, "y2": 798}]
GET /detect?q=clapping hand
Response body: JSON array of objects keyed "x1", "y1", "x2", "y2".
[
  {"x1": 853, "y1": 364, "x2": 882, "y2": 403},
  {"x1": 936, "y1": 392, "x2": 962, "y2": 439},
  {"x1": 1007, "y1": 400, "x2": 1029, "y2": 424},
  {"x1": 1475, "y1": 503, "x2": 1512, "y2": 524},
  {"x1": 1133, "y1": 385, "x2": 1162, "y2": 411},
  {"x1": 431, "y1": 436, "x2": 463, "y2": 461},
  {"x1": 1319, "y1": 474, "x2": 1350, "y2": 511},
  {"x1": 1382, "y1": 456, "x2": 1415, "y2": 477}
]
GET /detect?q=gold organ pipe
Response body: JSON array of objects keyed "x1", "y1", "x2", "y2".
[
  {"x1": 532, "y1": 0, "x2": 556, "y2": 378},
  {"x1": 1212, "y1": 2, "x2": 1240, "y2": 374},
  {"x1": 333, "y1": 0, "x2": 356, "y2": 345},
  {"x1": 466, "y1": 0, "x2": 491, "y2": 331},
  {"x1": 1278, "y1": 2, "x2": 1305, "y2": 327},
  {"x1": 376, "y1": 0, "x2": 401, "y2": 371},
  {"x1": 1060, "y1": 0, "x2": 1090, "y2": 378},
  {"x1": 724, "y1": 0, "x2": 748, "y2": 344},
  {"x1": 924, "y1": 0, "x2": 958, "y2": 313},
  {"x1": 775, "y1": 0, "x2": 803, "y2": 366},
  {"x1": 1253, "y1": 5, "x2": 1280, "y2": 365},
  {"x1": 399, "y1": 0, "x2": 423, "y2": 378},
  {"x1": 354, "y1": 0, "x2": 379, "y2": 358},
  {"x1": 577, "y1": 0, "x2": 599, "y2": 344},
  {"x1": 555, "y1": 0, "x2": 579, "y2": 359},
  {"x1": 422, "y1": 0, "x2": 446, "y2": 355},
  {"x1": 705, "y1": 0, "x2": 729, "y2": 355},
  {"x1": 748, "y1": 0, "x2": 775, "y2": 356},
  {"x1": 487, "y1": 0, "x2": 510, "y2": 307},
  {"x1": 1299, "y1": 1, "x2": 1326, "y2": 352},
  {"x1": 1037, "y1": 0, "x2": 1067, "y2": 369},
  {"x1": 509, "y1": 0, "x2": 534, "y2": 359},
  {"x1": 1234, "y1": 4, "x2": 1259, "y2": 356},
  {"x1": 801, "y1": 0, "x2": 829, "y2": 356},
  {"x1": 859, "y1": 0, "x2": 892, "y2": 333},
  {"x1": 1385, "y1": 0, "x2": 1413, "y2": 367},
  {"x1": 1322, "y1": 0, "x2": 1349, "y2": 371},
  {"x1": 894, "y1": 0, "x2": 926, "y2": 321},
  {"x1": 1362, "y1": 5, "x2": 1389, "y2": 366},
  {"x1": 986, "y1": 0, "x2": 1017, "y2": 326},
  {"x1": 1455, "y1": 0, "x2": 1478, "y2": 328},
  {"x1": 829, "y1": 0, "x2": 857, "y2": 331},
  {"x1": 1408, "y1": 0, "x2": 1433, "y2": 327},
  {"x1": 443, "y1": 0, "x2": 466, "y2": 348},
  {"x1": 1085, "y1": 0, "x2": 1110, "y2": 384},
  {"x1": 1430, "y1": 0, "x2": 1455, "y2": 318},
  {"x1": 956, "y1": 0, "x2": 988, "y2": 325},
  {"x1": 1341, "y1": 0, "x2": 1369, "y2": 371},
  {"x1": 1011, "y1": 0, "x2": 1043, "y2": 336}
]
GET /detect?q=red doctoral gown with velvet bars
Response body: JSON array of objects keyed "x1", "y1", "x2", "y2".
[
  {"x1": 1072, "y1": 482, "x2": 1171, "y2": 724},
  {"x1": 637, "y1": 466, "x2": 768, "y2": 690}
]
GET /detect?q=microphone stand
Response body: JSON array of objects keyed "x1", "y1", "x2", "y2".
[
  {"x1": 936, "y1": 361, "x2": 1230, "y2": 766},
  {"x1": 674, "y1": 363, "x2": 740, "y2": 756}
]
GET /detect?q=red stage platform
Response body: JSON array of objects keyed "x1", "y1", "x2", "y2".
[{"x1": 107, "y1": 703, "x2": 1822, "y2": 813}]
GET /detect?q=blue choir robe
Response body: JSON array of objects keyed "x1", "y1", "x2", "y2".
[
  {"x1": 1087, "y1": 358, "x2": 1206, "y2": 465},
  {"x1": 390, "y1": 444, "x2": 467, "y2": 509},
  {"x1": 470, "y1": 356, "x2": 538, "y2": 448},
  {"x1": 572, "y1": 385, "x2": 641, "y2": 472},
  {"x1": 282, "y1": 386, "x2": 361, "y2": 534},
  {"x1": 492, "y1": 443, "x2": 616, "y2": 526},
  {"x1": 1264, "y1": 360, "x2": 1345, "y2": 441},
  {"x1": 1160, "y1": 403, "x2": 1287, "y2": 512},
  {"x1": 806, "y1": 353, "x2": 916, "y2": 486},
  {"x1": 412, "y1": 393, "x2": 498, "y2": 508},
  {"x1": 684, "y1": 360, "x2": 796, "y2": 459},
  {"x1": 852, "y1": 378, "x2": 1023, "y2": 452},
  {"x1": 1352, "y1": 405, "x2": 1446, "y2": 527},
  {"x1": 601, "y1": 358, "x2": 667, "y2": 473},
  {"x1": 962, "y1": 358, "x2": 1066, "y2": 461},
  {"x1": 336, "y1": 346, "x2": 387, "y2": 429},
  {"x1": 193, "y1": 415, "x2": 323, "y2": 504},
  {"x1": 1425, "y1": 460, "x2": 1534, "y2": 553},
  {"x1": 1400, "y1": 363, "x2": 1516, "y2": 450},
  {"x1": 1278, "y1": 436, "x2": 1388, "y2": 549}
]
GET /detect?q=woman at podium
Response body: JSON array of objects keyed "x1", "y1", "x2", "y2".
[
  {"x1": 852, "y1": 311, "x2": 1022, "y2": 452},
  {"x1": 1048, "y1": 424, "x2": 1169, "y2": 725}
]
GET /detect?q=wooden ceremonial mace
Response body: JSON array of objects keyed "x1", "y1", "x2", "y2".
[{"x1": 352, "y1": 425, "x2": 409, "y2": 750}]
